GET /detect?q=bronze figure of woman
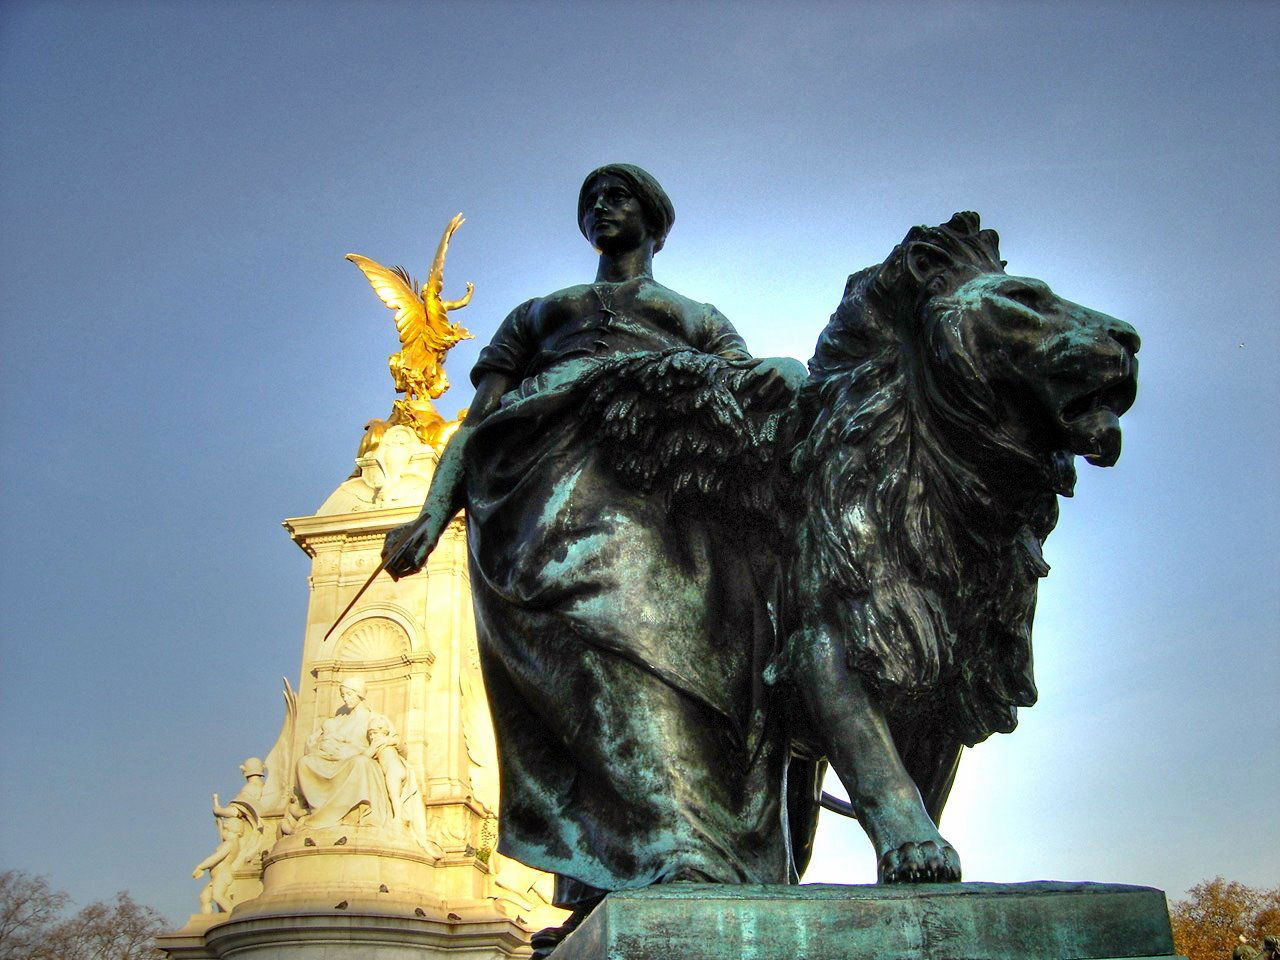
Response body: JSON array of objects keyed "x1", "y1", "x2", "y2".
[{"x1": 383, "y1": 165, "x2": 807, "y2": 921}]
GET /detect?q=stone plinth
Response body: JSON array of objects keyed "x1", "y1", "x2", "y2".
[
  {"x1": 198, "y1": 910, "x2": 531, "y2": 960},
  {"x1": 551, "y1": 882, "x2": 1185, "y2": 960},
  {"x1": 253, "y1": 826, "x2": 442, "y2": 912}
]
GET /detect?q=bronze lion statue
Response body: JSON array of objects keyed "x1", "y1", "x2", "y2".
[{"x1": 780, "y1": 212, "x2": 1140, "y2": 881}]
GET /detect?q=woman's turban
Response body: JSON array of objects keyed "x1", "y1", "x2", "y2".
[{"x1": 578, "y1": 164, "x2": 675, "y2": 252}]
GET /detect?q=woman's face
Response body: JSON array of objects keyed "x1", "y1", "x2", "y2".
[
  {"x1": 339, "y1": 686, "x2": 361, "y2": 709},
  {"x1": 581, "y1": 175, "x2": 650, "y2": 254}
]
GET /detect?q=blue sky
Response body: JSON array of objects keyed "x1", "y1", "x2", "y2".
[{"x1": 1, "y1": 0, "x2": 1276, "y2": 925}]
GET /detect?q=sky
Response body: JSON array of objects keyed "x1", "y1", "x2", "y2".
[{"x1": 1, "y1": 0, "x2": 1276, "y2": 927}]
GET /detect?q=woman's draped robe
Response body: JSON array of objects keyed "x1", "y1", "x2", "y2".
[
  {"x1": 295, "y1": 705, "x2": 392, "y2": 828},
  {"x1": 463, "y1": 281, "x2": 792, "y2": 905}
]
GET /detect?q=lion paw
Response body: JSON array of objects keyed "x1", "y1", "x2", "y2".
[{"x1": 878, "y1": 840, "x2": 961, "y2": 883}]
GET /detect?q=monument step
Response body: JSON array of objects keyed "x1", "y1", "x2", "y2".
[{"x1": 550, "y1": 881, "x2": 1184, "y2": 960}]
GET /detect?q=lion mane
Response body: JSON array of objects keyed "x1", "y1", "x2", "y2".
[{"x1": 787, "y1": 212, "x2": 1060, "y2": 748}]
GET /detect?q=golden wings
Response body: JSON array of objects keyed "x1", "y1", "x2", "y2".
[{"x1": 345, "y1": 213, "x2": 474, "y2": 397}]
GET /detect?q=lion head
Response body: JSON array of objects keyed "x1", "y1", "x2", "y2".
[{"x1": 787, "y1": 212, "x2": 1138, "y2": 746}]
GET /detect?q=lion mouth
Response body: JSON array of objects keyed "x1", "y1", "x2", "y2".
[{"x1": 1057, "y1": 370, "x2": 1137, "y2": 468}]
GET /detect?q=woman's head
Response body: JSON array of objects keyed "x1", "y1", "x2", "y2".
[
  {"x1": 338, "y1": 676, "x2": 367, "y2": 708},
  {"x1": 578, "y1": 164, "x2": 675, "y2": 253}
]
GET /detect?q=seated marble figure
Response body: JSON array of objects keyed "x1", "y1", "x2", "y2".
[
  {"x1": 294, "y1": 676, "x2": 435, "y2": 855},
  {"x1": 295, "y1": 677, "x2": 392, "y2": 828}
]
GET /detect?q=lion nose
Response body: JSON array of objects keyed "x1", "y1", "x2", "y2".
[{"x1": 1107, "y1": 319, "x2": 1141, "y2": 355}]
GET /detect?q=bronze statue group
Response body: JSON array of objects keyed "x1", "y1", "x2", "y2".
[{"x1": 382, "y1": 165, "x2": 1140, "y2": 955}]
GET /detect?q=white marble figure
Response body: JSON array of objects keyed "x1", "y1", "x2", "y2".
[
  {"x1": 366, "y1": 715, "x2": 407, "y2": 823},
  {"x1": 295, "y1": 677, "x2": 394, "y2": 829},
  {"x1": 291, "y1": 677, "x2": 443, "y2": 857},
  {"x1": 366, "y1": 714, "x2": 440, "y2": 855},
  {"x1": 191, "y1": 758, "x2": 267, "y2": 913}
]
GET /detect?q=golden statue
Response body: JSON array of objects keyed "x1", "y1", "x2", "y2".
[{"x1": 346, "y1": 214, "x2": 474, "y2": 453}]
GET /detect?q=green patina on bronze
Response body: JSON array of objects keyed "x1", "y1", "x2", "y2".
[{"x1": 551, "y1": 882, "x2": 1181, "y2": 960}]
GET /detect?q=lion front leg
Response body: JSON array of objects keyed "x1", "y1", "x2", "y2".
[{"x1": 790, "y1": 628, "x2": 961, "y2": 883}]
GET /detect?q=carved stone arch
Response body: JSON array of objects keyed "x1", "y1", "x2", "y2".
[
  {"x1": 330, "y1": 601, "x2": 429, "y2": 657},
  {"x1": 315, "y1": 609, "x2": 434, "y2": 767},
  {"x1": 336, "y1": 616, "x2": 410, "y2": 663}
]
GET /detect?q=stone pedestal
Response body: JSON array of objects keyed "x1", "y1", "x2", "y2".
[
  {"x1": 196, "y1": 911, "x2": 531, "y2": 960},
  {"x1": 551, "y1": 882, "x2": 1185, "y2": 960}
]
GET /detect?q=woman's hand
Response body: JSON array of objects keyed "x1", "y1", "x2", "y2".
[
  {"x1": 382, "y1": 512, "x2": 448, "y2": 580},
  {"x1": 744, "y1": 356, "x2": 808, "y2": 406},
  {"x1": 379, "y1": 376, "x2": 510, "y2": 580}
]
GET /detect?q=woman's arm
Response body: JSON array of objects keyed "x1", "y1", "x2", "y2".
[
  {"x1": 382, "y1": 371, "x2": 513, "y2": 578},
  {"x1": 699, "y1": 303, "x2": 807, "y2": 403}
]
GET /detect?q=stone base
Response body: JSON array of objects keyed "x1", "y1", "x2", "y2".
[
  {"x1": 157, "y1": 826, "x2": 549, "y2": 959},
  {"x1": 551, "y1": 882, "x2": 1185, "y2": 960},
  {"x1": 157, "y1": 906, "x2": 534, "y2": 960},
  {"x1": 204, "y1": 911, "x2": 529, "y2": 959},
  {"x1": 258, "y1": 825, "x2": 442, "y2": 908}
]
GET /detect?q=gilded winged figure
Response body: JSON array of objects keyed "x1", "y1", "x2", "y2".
[{"x1": 347, "y1": 214, "x2": 474, "y2": 450}]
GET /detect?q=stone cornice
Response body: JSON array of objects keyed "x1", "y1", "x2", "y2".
[
  {"x1": 283, "y1": 506, "x2": 446, "y2": 555},
  {"x1": 310, "y1": 652, "x2": 435, "y2": 674}
]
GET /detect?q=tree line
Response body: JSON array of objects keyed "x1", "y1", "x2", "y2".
[
  {"x1": 1171, "y1": 877, "x2": 1279, "y2": 960},
  {"x1": 0, "y1": 870, "x2": 165, "y2": 960}
]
